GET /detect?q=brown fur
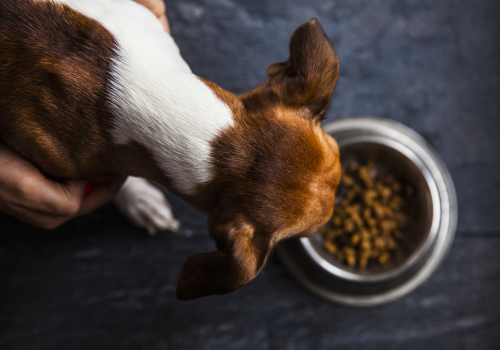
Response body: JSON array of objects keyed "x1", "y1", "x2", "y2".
[
  {"x1": 0, "y1": 0, "x2": 123, "y2": 181},
  {"x1": 0, "y1": 1, "x2": 341, "y2": 301}
]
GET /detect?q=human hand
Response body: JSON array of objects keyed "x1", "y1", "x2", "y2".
[
  {"x1": 0, "y1": 143, "x2": 126, "y2": 229},
  {"x1": 133, "y1": 0, "x2": 171, "y2": 33}
]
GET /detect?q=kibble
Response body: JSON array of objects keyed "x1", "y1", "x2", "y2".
[{"x1": 320, "y1": 162, "x2": 414, "y2": 268}]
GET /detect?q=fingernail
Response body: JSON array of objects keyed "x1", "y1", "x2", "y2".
[
  {"x1": 170, "y1": 220, "x2": 180, "y2": 232},
  {"x1": 84, "y1": 181, "x2": 95, "y2": 196}
]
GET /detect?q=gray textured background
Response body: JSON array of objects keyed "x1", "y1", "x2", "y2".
[{"x1": 1, "y1": 0, "x2": 499, "y2": 349}]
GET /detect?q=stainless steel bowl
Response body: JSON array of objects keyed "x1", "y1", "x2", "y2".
[{"x1": 275, "y1": 117, "x2": 458, "y2": 307}]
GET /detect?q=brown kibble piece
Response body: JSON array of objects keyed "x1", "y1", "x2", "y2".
[
  {"x1": 352, "y1": 185, "x2": 362, "y2": 194},
  {"x1": 359, "y1": 167, "x2": 373, "y2": 188},
  {"x1": 363, "y1": 190, "x2": 377, "y2": 206},
  {"x1": 390, "y1": 196, "x2": 403, "y2": 210},
  {"x1": 374, "y1": 237, "x2": 386, "y2": 250},
  {"x1": 360, "y1": 229, "x2": 370, "y2": 240},
  {"x1": 324, "y1": 240, "x2": 337, "y2": 254},
  {"x1": 346, "y1": 254, "x2": 357, "y2": 266},
  {"x1": 373, "y1": 204, "x2": 385, "y2": 219},
  {"x1": 383, "y1": 206, "x2": 394, "y2": 219},
  {"x1": 360, "y1": 238, "x2": 371, "y2": 251},
  {"x1": 351, "y1": 233, "x2": 361, "y2": 245},
  {"x1": 363, "y1": 208, "x2": 372, "y2": 221},
  {"x1": 385, "y1": 236, "x2": 397, "y2": 250},
  {"x1": 344, "y1": 246, "x2": 356, "y2": 256},
  {"x1": 378, "y1": 253, "x2": 390, "y2": 265},
  {"x1": 333, "y1": 216, "x2": 342, "y2": 227},
  {"x1": 345, "y1": 190, "x2": 356, "y2": 203},
  {"x1": 344, "y1": 219, "x2": 355, "y2": 232},
  {"x1": 327, "y1": 229, "x2": 341, "y2": 240},
  {"x1": 343, "y1": 175, "x2": 355, "y2": 187},
  {"x1": 368, "y1": 218, "x2": 378, "y2": 228},
  {"x1": 381, "y1": 187, "x2": 392, "y2": 199},
  {"x1": 347, "y1": 162, "x2": 358, "y2": 173},
  {"x1": 359, "y1": 256, "x2": 369, "y2": 268},
  {"x1": 352, "y1": 213, "x2": 363, "y2": 228},
  {"x1": 380, "y1": 220, "x2": 396, "y2": 234}
]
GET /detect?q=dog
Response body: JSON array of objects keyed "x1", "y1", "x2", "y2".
[{"x1": 0, "y1": 0, "x2": 341, "y2": 300}]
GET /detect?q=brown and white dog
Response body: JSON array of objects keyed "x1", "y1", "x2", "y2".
[{"x1": 0, "y1": 0, "x2": 341, "y2": 300}]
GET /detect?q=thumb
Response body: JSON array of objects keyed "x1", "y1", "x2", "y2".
[{"x1": 32, "y1": 178, "x2": 87, "y2": 217}]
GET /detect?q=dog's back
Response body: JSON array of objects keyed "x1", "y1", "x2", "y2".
[
  {"x1": 0, "y1": 0, "x2": 229, "y2": 190},
  {"x1": 0, "y1": 0, "x2": 117, "y2": 178}
]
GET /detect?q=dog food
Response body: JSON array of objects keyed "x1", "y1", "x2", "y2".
[{"x1": 319, "y1": 162, "x2": 414, "y2": 268}]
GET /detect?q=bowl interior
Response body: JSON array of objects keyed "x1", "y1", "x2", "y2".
[{"x1": 308, "y1": 140, "x2": 434, "y2": 279}]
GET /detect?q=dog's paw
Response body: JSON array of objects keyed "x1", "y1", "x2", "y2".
[{"x1": 114, "y1": 177, "x2": 180, "y2": 235}]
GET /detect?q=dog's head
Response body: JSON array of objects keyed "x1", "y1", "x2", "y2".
[{"x1": 176, "y1": 18, "x2": 341, "y2": 300}]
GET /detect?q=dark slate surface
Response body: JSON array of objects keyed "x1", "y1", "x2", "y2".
[{"x1": 1, "y1": 0, "x2": 499, "y2": 349}]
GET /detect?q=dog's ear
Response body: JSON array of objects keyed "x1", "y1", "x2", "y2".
[
  {"x1": 266, "y1": 18, "x2": 339, "y2": 120},
  {"x1": 175, "y1": 215, "x2": 270, "y2": 301}
]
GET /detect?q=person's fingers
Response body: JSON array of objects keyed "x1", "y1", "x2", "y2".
[
  {"x1": 158, "y1": 13, "x2": 171, "y2": 33},
  {"x1": 9, "y1": 177, "x2": 126, "y2": 230},
  {"x1": 0, "y1": 142, "x2": 86, "y2": 216},
  {"x1": 13, "y1": 174, "x2": 88, "y2": 217},
  {"x1": 134, "y1": 0, "x2": 166, "y2": 18},
  {"x1": 0, "y1": 143, "x2": 126, "y2": 229},
  {"x1": 134, "y1": 0, "x2": 170, "y2": 33},
  {"x1": 17, "y1": 210, "x2": 72, "y2": 230},
  {"x1": 3, "y1": 199, "x2": 76, "y2": 230},
  {"x1": 77, "y1": 176, "x2": 127, "y2": 216}
]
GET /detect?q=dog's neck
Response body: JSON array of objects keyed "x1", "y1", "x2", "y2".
[{"x1": 110, "y1": 60, "x2": 234, "y2": 196}]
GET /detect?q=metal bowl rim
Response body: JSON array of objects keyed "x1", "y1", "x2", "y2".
[{"x1": 301, "y1": 133, "x2": 441, "y2": 282}]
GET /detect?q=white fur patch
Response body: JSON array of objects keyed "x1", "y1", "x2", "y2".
[{"x1": 43, "y1": 0, "x2": 234, "y2": 195}]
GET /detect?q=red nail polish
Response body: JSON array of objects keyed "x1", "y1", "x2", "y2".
[{"x1": 84, "y1": 181, "x2": 95, "y2": 196}]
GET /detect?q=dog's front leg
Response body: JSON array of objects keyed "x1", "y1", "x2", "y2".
[{"x1": 114, "y1": 177, "x2": 180, "y2": 235}]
